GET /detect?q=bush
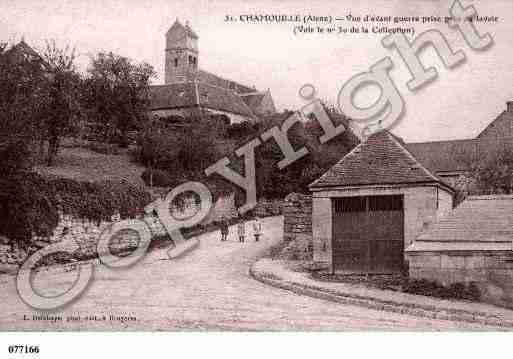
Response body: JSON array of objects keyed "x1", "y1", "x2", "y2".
[
  {"x1": 0, "y1": 171, "x2": 152, "y2": 248},
  {"x1": 226, "y1": 121, "x2": 256, "y2": 138},
  {"x1": 0, "y1": 172, "x2": 59, "y2": 248},
  {"x1": 134, "y1": 121, "x2": 223, "y2": 179},
  {"x1": 141, "y1": 168, "x2": 174, "y2": 187},
  {"x1": 403, "y1": 279, "x2": 481, "y2": 301},
  {"x1": 0, "y1": 138, "x2": 34, "y2": 175},
  {"x1": 132, "y1": 112, "x2": 358, "y2": 202},
  {"x1": 85, "y1": 141, "x2": 120, "y2": 155}
]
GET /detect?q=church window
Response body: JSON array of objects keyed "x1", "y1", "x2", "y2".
[{"x1": 174, "y1": 58, "x2": 178, "y2": 67}]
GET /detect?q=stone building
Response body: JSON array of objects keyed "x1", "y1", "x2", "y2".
[
  {"x1": 309, "y1": 130, "x2": 454, "y2": 273},
  {"x1": 149, "y1": 20, "x2": 277, "y2": 123},
  {"x1": 309, "y1": 101, "x2": 513, "y2": 276},
  {"x1": 406, "y1": 195, "x2": 513, "y2": 307}
]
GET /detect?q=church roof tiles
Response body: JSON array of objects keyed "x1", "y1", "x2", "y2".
[{"x1": 150, "y1": 82, "x2": 256, "y2": 118}]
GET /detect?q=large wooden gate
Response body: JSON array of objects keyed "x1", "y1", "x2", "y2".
[{"x1": 332, "y1": 195, "x2": 404, "y2": 273}]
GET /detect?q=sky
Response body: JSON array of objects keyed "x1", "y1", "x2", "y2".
[{"x1": 1, "y1": 0, "x2": 512, "y2": 142}]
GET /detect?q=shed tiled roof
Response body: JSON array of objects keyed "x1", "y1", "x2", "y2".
[
  {"x1": 309, "y1": 130, "x2": 444, "y2": 189},
  {"x1": 414, "y1": 195, "x2": 513, "y2": 245}
]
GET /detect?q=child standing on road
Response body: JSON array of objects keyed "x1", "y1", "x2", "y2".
[
  {"x1": 220, "y1": 219, "x2": 229, "y2": 241},
  {"x1": 252, "y1": 216, "x2": 262, "y2": 242},
  {"x1": 237, "y1": 219, "x2": 246, "y2": 243}
]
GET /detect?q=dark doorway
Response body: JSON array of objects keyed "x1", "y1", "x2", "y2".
[{"x1": 332, "y1": 195, "x2": 404, "y2": 273}]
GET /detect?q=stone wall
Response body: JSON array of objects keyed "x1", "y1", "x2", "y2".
[
  {"x1": 279, "y1": 193, "x2": 313, "y2": 261},
  {"x1": 0, "y1": 211, "x2": 168, "y2": 269},
  {"x1": 283, "y1": 193, "x2": 312, "y2": 242},
  {"x1": 0, "y1": 193, "x2": 283, "y2": 270},
  {"x1": 408, "y1": 251, "x2": 513, "y2": 309}
]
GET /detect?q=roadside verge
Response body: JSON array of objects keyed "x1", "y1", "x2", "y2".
[{"x1": 249, "y1": 258, "x2": 513, "y2": 328}]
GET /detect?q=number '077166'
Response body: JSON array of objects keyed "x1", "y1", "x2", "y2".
[{"x1": 8, "y1": 345, "x2": 40, "y2": 354}]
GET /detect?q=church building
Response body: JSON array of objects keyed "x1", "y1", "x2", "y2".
[{"x1": 149, "y1": 20, "x2": 277, "y2": 123}]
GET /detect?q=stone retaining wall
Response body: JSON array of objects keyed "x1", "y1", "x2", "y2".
[
  {"x1": 408, "y1": 251, "x2": 513, "y2": 309},
  {"x1": 0, "y1": 211, "x2": 168, "y2": 268},
  {"x1": 0, "y1": 193, "x2": 283, "y2": 270}
]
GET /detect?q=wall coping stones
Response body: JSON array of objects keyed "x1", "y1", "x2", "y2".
[{"x1": 407, "y1": 241, "x2": 513, "y2": 252}]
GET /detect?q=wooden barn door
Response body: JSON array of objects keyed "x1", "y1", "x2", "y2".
[{"x1": 332, "y1": 195, "x2": 404, "y2": 273}]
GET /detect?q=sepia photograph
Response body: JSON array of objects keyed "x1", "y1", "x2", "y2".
[{"x1": 1, "y1": 0, "x2": 513, "y2": 351}]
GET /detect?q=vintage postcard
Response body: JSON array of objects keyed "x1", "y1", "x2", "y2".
[{"x1": 1, "y1": 0, "x2": 513, "y2": 346}]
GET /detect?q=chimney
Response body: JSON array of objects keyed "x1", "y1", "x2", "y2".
[{"x1": 507, "y1": 101, "x2": 513, "y2": 112}]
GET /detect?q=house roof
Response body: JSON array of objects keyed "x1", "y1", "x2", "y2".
[
  {"x1": 407, "y1": 195, "x2": 513, "y2": 251},
  {"x1": 150, "y1": 82, "x2": 256, "y2": 118},
  {"x1": 477, "y1": 107, "x2": 513, "y2": 140},
  {"x1": 405, "y1": 104, "x2": 513, "y2": 175},
  {"x1": 406, "y1": 137, "x2": 513, "y2": 175},
  {"x1": 405, "y1": 138, "x2": 479, "y2": 173},
  {"x1": 309, "y1": 130, "x2": 447, "y2": 190}
]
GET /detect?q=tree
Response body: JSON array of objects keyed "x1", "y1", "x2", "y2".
[
  {"x1": 470, "y1": 146, "x2": 513, "y2": 195},
  {"x1": 83, "y1": 52, "x2": 156, "y2": 146},
  {"x1": 40, "y1": 40, "x2": 83, "y2": 166},
  {"x1": 0, "y1": 40, "x2": 49, "y2": 174}
]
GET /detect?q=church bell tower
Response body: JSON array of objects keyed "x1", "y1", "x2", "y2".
[{"x1": 165, "y1": 19, "x2": 199, "y2": 84}]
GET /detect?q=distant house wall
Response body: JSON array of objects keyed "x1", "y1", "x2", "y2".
[
  {"x1": 203, "y1": 108, "x2": 251, "y2": 124},
  {"x1": 311, "y1": 184, "x2": 454, "y2": 270},
  {"x1": 150, "y1": 108, "x2": 199, "y2": 119},
  {"x1": 150, "y1": 107, "x2": 250, "y2": 124}
]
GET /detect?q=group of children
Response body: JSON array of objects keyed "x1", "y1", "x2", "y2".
[{"x1": 219, "y1": 216, "x2": 263, "y2": 243}]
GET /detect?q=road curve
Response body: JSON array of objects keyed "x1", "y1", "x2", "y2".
[{"x1": 0, "y1": 216, "x2": 494, "y2": 330}]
